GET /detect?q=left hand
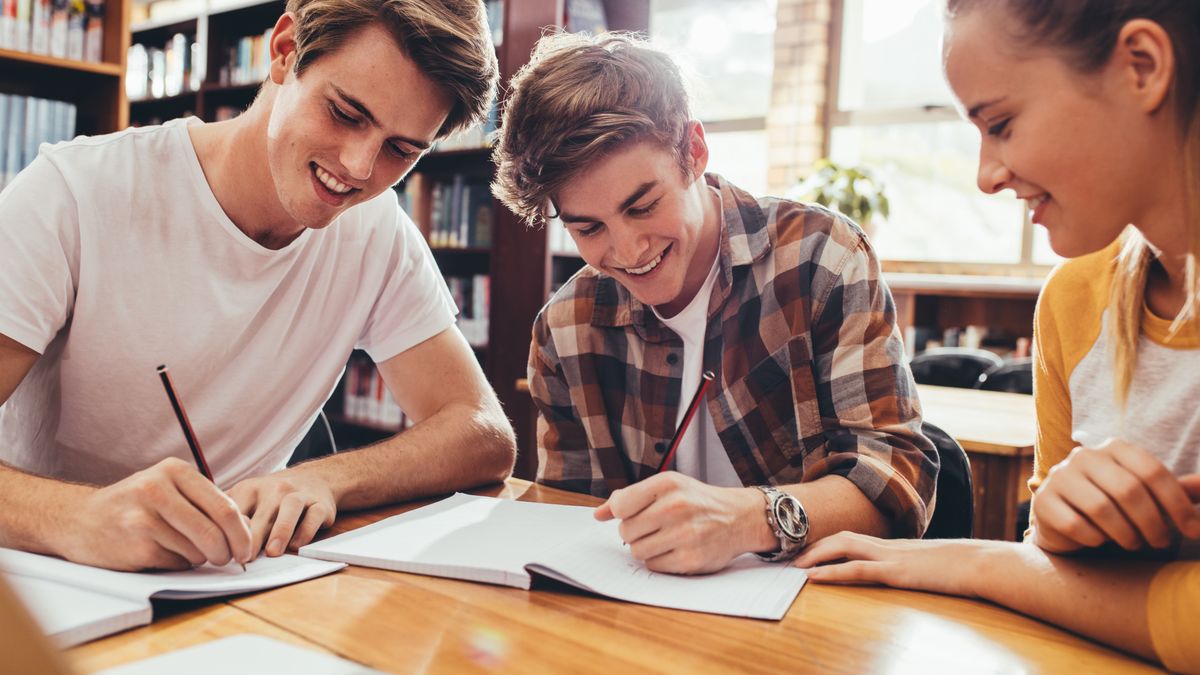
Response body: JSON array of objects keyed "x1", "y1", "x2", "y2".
[
  {"x1": 594, "y1": 472, "x2": 766, "y2": 574},
  {"x1": 228, "y1": 470, "x2": 337, "y2": 558},
  {"x1": 794, "y1": 531, "x2": 990, "y2": 598}
]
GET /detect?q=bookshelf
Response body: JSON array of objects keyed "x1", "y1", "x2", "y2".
[
  {"x1": 0, "y1": 0, "x2": 129, "y2": 179},
  {"x1": 127, "y1": 0, "x2": 282, "y2": 125}
]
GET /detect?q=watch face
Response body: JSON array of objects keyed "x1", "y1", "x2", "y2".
[{"x1": 774, "y1": 496, "x2": 808, "y2": 541}]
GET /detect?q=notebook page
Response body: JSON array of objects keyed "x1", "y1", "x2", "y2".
[
  {"x1": 0, "y1": 548, "x2": 345, "y2": 601},
  {"x1": 300, "y1": 493, "x2": 600, "y2": 589},
  {"x1": 97, "y1": 635, "x2": 383, "y2": 675},
  {"x1": 4, "y1": 572, "x2": 151, "y2": 647},
  {"x1": 528, "y1": 519, "x2": 808, "y2": 620}
]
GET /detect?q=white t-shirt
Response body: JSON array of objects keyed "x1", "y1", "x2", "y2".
[
  {"x1": 0, "y1": 118, "x2": 456, "y2": 488},
  {"x1": 652, "y1": 247, "x2": 741, "y2": 488}
]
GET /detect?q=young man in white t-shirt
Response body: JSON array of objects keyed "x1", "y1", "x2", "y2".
[
  {"x1": 0, "y1": 0, "x2": 515, "y2": 571},
  {"x1": 493, "y1": 32, "x2": 937, "y2": 574}
]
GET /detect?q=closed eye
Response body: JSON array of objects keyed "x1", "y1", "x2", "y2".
[
  {"x1": 986, "y1": 118, "x2": 1010, "y2": 137},
  {"x1": 329, "y1": 102, "x2": 359, "y2": 126},
  {"x1": 628, "y1": 197, "x2": 661, "y2": 217},
  {"x1": 575, "y1": 222, "x2": 604, "y2": 237}
]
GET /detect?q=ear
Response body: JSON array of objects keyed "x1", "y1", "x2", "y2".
[
  {"x1": 1112, "y1": 18, "x2": 1175, "y2": 114},
  {"x1": 685, "y1": 120, "x2": 710, "y2": 179},
  {"x1": 269, "y1": 13, "x2": 299, "y2": 85}
]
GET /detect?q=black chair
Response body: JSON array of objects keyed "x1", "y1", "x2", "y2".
[
  {"x1": 976, "y1": 357, "x2": 1033, "y2": 394},
  {"x1": 910, "y1": 347, "x2": 1004, "y2": 389},
  {"x1": 288, "y1": 410, "x2": 338, "y2": 465},
  {"x1": 922, "y1": 420, "x2": 974, "y2": 539}
]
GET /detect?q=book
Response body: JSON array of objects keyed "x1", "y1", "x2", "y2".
[
  {"x1": 300, "y1": 493, "x2": 807, "y2": 620},
  {"x1": 0, "y1": 548, "x2": 345, "y2": 647},
  {"x1": 96, "y1": 635, "x2": 383, "y2": 675}
]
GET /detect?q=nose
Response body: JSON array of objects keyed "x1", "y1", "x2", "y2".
[
  {"x1": 976, "y1": 145, "x2": 1013, "y2": 195},
  {"x1": 340, "y1": 136, "x2": 378, "y2": 183},
  {"x1": 609, "y1": 221, "x2": 651, "y2": 266}
]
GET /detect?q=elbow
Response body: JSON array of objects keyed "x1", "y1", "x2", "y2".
[{"x1": 478, "y1": 407, "x2": 517, "y2": 484}]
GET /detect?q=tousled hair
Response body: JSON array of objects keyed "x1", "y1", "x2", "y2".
[
  {"x1": 491, "y1": 31, "x2": 693, "y2": 228},
  {"x1": 285, "y1": 0, "x2": 498, "y2": 139}
]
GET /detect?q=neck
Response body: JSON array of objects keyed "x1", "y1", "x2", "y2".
[
  {"x1": 1137, "y1": 176, "x2": 1193, "y2": 317},
  {"x1": 655, "y1": 178, "x2": 722, "y2": 318},
  {"x1": 187, "y1": 86, "x2": 305, "y2": 250}
]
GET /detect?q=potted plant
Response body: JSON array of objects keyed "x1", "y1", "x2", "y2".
[{"x1": 795, "y1": 158, "x2": 891, "y2": 240}]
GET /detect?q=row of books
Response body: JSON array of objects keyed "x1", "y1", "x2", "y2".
[
  {"x1": 0, "y1": 0, "x2": 104, "y2": 62},
  {"x1": 446, "y1": 274, "x2": 489, "y2": 348},
  {"x1": 0, "y1": 94, "x2": 76, "y2": 190},
  {"x1": 341, "y1": 353, "x2": 408, "y2": 431},
  {"x1": 427, "y1": 175, "x2": 493, "y2": 249},
  {"x1": 217, "y1": 28, "x2": 273, "y2": 87},
  {"x1": 127, "y1": 33, "x2": 201, "y2": 100}
]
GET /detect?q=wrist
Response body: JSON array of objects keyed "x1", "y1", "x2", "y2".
[
  {"x1": 737, "y1": 487, "x2": 777, "y2": 553},
  {"x1": 964, "y1": 540, "x2": 1020, "y2": 600}
]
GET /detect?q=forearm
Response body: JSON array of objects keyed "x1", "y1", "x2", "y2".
[
  {"x1": 971, "y1": 542, "x2": 1158, "y2": 661},
  {"x1": 0, "y1": 462, "x2": 91, "y2": 555},
  {"x1": 289, "y1": 399, "x2": 516, "y2": 511}
]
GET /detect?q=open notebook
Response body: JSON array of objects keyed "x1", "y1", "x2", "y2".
[
  {"x1": 299, "y1": 493, "x2": 807, "y2": 620},
  {"x1": 0, "y1": 548, "x2": 345, "y2": 647}
]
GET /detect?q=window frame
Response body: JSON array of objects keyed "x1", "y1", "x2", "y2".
[{"x1": 824, "y1": 0, "x2": 1052, "y2": 277}]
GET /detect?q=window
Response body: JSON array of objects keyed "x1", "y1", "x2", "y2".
[
  {"x1": 830, "y1": 0, "x2": 1058, "y2": 268},
  {"x1": 651, "y1": 0, "x2": 775, "y2": 195}
]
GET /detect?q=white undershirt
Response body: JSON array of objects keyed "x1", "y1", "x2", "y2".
[{"x1": 652, "y1": 247, "x2": 741, "y2": 487}]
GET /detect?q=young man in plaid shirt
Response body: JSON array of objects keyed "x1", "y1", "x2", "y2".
[{"x1": 493, "y1": 32, "x2": 938, "y2": 574}]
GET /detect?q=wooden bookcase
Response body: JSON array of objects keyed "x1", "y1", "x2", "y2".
[
  {"x1": 0, "y1": 0, "x2": 130, "y2": 134},
  {"x1": 128, "y1": 0, "x2": 284, "y2": 125}
]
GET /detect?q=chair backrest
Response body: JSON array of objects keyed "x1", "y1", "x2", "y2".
[
  {"x1": 922, "y1": 420, "x2": 974, "y2": 539},
  {"x1": 909, "y1": 348, "x2": 1004, "y2": 389},
  {"x1": 976, "y1": 357, "x2": 1033, "y2": 394},
  {"x1": 288, "y1": 411, "x2": 338, "y2": 466}
]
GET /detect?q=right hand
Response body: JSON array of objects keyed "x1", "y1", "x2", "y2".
[
  {"x1": 53, "y1": 457, "x2": 253, "y2": 571},
  {"x1": 1030, "y1": 438, "x2": 1200, "y2": 553}
]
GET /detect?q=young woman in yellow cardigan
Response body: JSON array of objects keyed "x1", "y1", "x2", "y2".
[{"x1": 796, "y1": 1, "x2": 1200, "y2": 671}]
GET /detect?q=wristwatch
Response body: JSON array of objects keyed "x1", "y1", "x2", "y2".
[{"x1": 754, "y1": 485, "x2": 809, "y2": 562}]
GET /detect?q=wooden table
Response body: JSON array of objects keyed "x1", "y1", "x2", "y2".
[
  {"x1": 917, "y1": 384, "x2": 1036, "y2": 541},
  {"x1": 67, "y1": 480, "x2": 1156, "y2": 674}
]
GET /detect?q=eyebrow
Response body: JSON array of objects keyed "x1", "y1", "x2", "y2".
[
  {"x1": 967, "y1": 97, "x2": 1007, "y2": 120},
  {"x1": 558, "y1": 181, "x2": 659, "y2": 223},
  {"x1": 332, "y1": 85, "x2": 433, "y2": 151}
]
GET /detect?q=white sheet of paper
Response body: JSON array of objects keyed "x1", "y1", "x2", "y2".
[{"x1": 4, "y1": 572, "x2": 150, "y2": 647}]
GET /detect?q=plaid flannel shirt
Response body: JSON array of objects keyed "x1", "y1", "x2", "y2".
[{"x1": 529, "y1": 174, "x2": 938, "y2": 536}]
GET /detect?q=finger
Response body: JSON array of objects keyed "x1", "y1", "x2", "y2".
[
  {"x1": 248, "y1": 497, "x2": 279, "y2": 558},
  {"x1": 627, "y1": 529, "x2": 676, "y2": 564},
  {"x1": 605, "y1": 475, "x2": 675, "y2": 521},
  {"x1": 793, "y1": 532, "x2": 872, "y2": 569},
  {"x1": 1181, "y1": 474, "x2": 1200, "y2": 502},
  {"x1": 1066, "y1": 469, "x2": 1154, "y2": 550},
  {"x1": 594, "y1": 501, "x2": 614, "y2": 521},
  {"x1": 265, "y1": 495, "x2": 306, "y2": 556},
  {"x1": 288, "y1": 502, "x2": 334, "y2": 551},
  {"x1": 147, "y1": 478, "x2": 235, "y2": 565},
  {"x1": 172, "y1": 469, "x2": 253, "y2": 563},
  {"x1": 617, "y1": 507, "x2": 664, "y2": 546},
  {"x1": 800, "y1": 561, "x2": 887, "y2": 586},
  {"x1": 147, "y1": 512, "x2": 208, "y2": 567},
  {"x1": 641, "y1": 547, "x2": 712, "y2": 575},
  {"x1": 1031, "y1": 492, "x2": 1108, "y2": 550},
  {"x1": 1113, "y1": 450, "x2": 1200, "y2": 539}
]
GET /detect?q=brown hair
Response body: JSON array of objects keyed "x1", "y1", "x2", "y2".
[
  {"x1": 285, "y1": 0, "x2": 498, "y2": 138},
  {"x1": 947, "y1": 0, "x2": 1200, "y2": 405},
  {"x1": 491, "y1": 31, "x2": 693, "y2": 227}
]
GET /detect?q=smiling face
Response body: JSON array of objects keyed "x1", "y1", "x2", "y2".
[
  {"x1": 943, "y1": 7, "x2": 1175, "y2": 258},
  {"x1": 264, "y1": 18, "x2": 452, "y2": 232},
  {"x1": 554, "y1": 125, "x2": 721, "y2": 317}
]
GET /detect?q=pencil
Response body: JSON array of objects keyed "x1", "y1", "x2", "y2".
[
  {"x1": 156, "y1": 365, "x2": 246, "y2": 571},
  {"x1": 656, "y1": 370, "x2": 715, "y2": 473}
]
